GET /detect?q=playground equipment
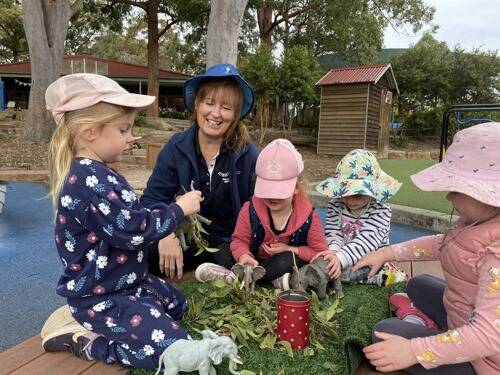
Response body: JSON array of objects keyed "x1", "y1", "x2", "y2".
[{"x1": 439, "y1": 104, "x2": 500, "y2": 161}]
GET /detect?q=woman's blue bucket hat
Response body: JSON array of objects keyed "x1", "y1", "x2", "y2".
[{"x1": 183, "y1": 63, "x2": 255, "y2": 119}]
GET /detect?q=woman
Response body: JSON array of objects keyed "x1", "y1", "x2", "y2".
[{"x1": 140, "y1": 63, "x2": 258, "y2": 279}]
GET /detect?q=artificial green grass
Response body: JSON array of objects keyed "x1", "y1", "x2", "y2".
[
  {"x1": 131, "y1": 282, "x2": 405, "y2": 375},
  {"x1": 379, "y1": 159, "x2": 453, "y2": 214}
]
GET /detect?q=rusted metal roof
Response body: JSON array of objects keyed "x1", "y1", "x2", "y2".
[{"x1": 316, "y1": 63, "x2": 399, "y2": 93}]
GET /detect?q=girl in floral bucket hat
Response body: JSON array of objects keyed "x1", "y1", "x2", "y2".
[
  {"x1": 314, "y1": 149, "x2": 403, "y2": 286},
  {"x1": 355, "y1": 122, "x2": 500, "y2": 374}
]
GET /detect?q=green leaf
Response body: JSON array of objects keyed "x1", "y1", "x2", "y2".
[
  {"x1": 323, "y1": 361, "x2": 337, "y2": 371},
  {"x1": 303, "y1": 346, "x2": 315, "y2": 357},
  {"x1": 204, "y1": 247, "x2": 220, "y2": 253},
  {"x1": 277, "y1": 340, "x2": 294, "y2": 358}
]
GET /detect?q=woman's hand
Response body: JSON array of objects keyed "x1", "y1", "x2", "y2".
[
  {"x1": 158, "y1": 233, "x2": 184, "y2": 279},
  {"x1": 363, "y1": 332, "x2": 417, "y2": 372},
  {"x1": 262, "y1": 242, "x2": 297, "y2": 256},
  {"x1": 353, "y1": 246, "x2": 395, "y2": 277},
  {"x1": 176, "y1": 190, "x2": 202, "y2": 216},
  {"x1": 238, "y1": 254, "x2": 259, "y2": 266}
]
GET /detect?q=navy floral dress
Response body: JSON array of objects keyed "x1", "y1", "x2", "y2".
[{"x1": 54, "y1": 157, "x2": 189, "y2": 369}]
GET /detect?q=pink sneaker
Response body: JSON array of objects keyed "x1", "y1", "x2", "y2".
[
  {"x1": 389, "y1": 293, "x2": 438, "y2": 329},
  {"x1": 195, "y1": 263, "x2": 236, "y2": 284}
]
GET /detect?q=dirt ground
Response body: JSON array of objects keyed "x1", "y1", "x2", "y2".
[{"x1": 0, "y1": 126, "x2": 438, "y2": 182}]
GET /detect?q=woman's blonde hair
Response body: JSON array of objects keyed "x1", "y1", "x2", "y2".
[
  {"x1": 48, "y1": 102, "x2": 135, "y2": 209},
  {"x1": 192, "y1": 79, "x2": 250, "y2": 151}
]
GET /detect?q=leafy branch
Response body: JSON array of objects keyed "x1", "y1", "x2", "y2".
[{"x1": 183, "y1": 280, "x2": 342, "y2": 358}]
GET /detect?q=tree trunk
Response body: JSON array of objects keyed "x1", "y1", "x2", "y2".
[
  {"x1": 146, "y1": 0, "x2": 159, "y2": 118},
  {"x1": 206, "y1": 0, "x2": 248, "y2": 67},
  {"x1": 256, "y1": 4, "x2": 272, "y2": 47},
  {"x1": 21, "y1": 0, "x2": 79, "y2": 141}
]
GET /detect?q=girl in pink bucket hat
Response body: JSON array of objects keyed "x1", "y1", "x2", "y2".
[
  {"x1": 41, "y1": 74, "x2": 203, "y2": 370},
  {"x1": 196, "y1": 139, "x2": 328, "y2": 289},
  {"x1": 355, "y1": 122, "x2": 500, "y2": 374}
]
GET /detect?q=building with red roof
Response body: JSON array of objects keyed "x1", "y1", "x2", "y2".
[
  {"x1": 0, "y1": 55, "x2": 191, "y2": 111},
  {"x1": 316, "y1": 64, "x2": 399, "y2": 157}
]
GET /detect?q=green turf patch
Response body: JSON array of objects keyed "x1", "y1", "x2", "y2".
[
  {"x1": 379, "y1": 159, "x2": 453, "y2": 214},
  {"x1": 131, "y1": 282, "x2": 405, "y2": 375}
]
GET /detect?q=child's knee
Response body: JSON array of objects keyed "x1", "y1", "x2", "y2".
[
  {"x1": 372, "y1": 318, "x2": 399, "y2": 343},
  {"x1": 407, "y1": 274, "x2": 438, "y2": 298}
]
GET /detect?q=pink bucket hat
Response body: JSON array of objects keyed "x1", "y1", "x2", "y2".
[
  {"x1": 45, "y1": 73, "x2": 156, "y2": 124},
  {"x1": 411, "y1": 122, "x2": 500, "y2": 207},
  {"x1": 255, "y1": 139, "x2": 304, "y2": 199}
]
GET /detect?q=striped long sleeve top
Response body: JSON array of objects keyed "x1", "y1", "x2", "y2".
[{"x1": 325, "y1": 198, "x2": 392, "y2": 268}]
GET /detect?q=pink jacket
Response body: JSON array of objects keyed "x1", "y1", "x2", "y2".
[
  {"x1": 391, "y1": 215, "x2": 500, "y2": 374},
  {"x1": 230, "y1": 193, "x2": 328, "y2": 262}
]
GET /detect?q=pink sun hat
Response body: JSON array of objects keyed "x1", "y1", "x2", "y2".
[
  {"x1": 45, "y1": 73, "x2": 156, "y2": 125},
  {"x1": 254, "y1": 139, "x2": 304, "y2": 199},
  {"x1": 411, "y1": 122, "x2": 500, "y2": 207}
]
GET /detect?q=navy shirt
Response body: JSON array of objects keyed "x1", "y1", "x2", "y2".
[
  {"x1": 194, "y1": 136, "x2": 234, "y2": 238},
  {"x1": 54, "y1": 158, "x2": 184, "y2": 302}
]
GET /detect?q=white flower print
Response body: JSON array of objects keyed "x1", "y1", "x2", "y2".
[
  {"x1": 127, "y1": 272, "x2": 137, "y2": 284},
  {"x1": 60, "y1": 195, "x2": 72, "y2": 208},
  {"x1": 79, "y1": 158, "x2": 92, "y2": 165},
  {"x1": 121, "y1": 343, "x2": 130, "y2": 350},
  {"x1": 86, "y1": 249, "x2": 96, "y2": 261},
  {"x1": 143, "y1": 345, "x2": 154, "y2": 356},
  {"x1": 66, "y1": 280, "x2": 75, "y2": 291},
  {"x1": 93, "y1": 301, "x2": 107, "y2": 312},
  {"x1": 121, "y1": 190, "x2": 132, "y2": 202},
  {"x1": 130, "y1": 191, "x2": 137, "y2": 201},
  {"x1": 137, "y1": 251, "x2": 144, "y2": 263},
  {"x1": 150, "y1": 308, "x2": 161, "y2": 318},
  {"x1": 82, "y1": 322, "x2": 93, "y2": 330},
  {"x1": 168, "y1": 303, "x2": 175, "y2": 310},
  {"x1": 98, "y1": 202, "x2": 111, "y2": 215},
  {"x1": 121, "y1": 209, "x2": 131, "y2": 220},
  {"x1": 121, "y1": 358, "x2": 131, "y2": 366},
  {"x1": 107, "y1": 175, "x2": 118, "y2": 184},
  {"x1": 86, "y1": 175, "x2": 98, "y2": 188},
  {"x1": 105, "y1": 320, "x2": 116, "y2": 328},
  {"x1": 151, "y1": 329, "x2": 165, "y2": 343},
  {"x1": 131, "y1": 236, "x2": 144, "y2": 246},
  {"x1": 65, "y1": 241, "x2": 75, "y2": 252},
  {"x1": 96, "y1": 256, "x2": 108, "y2": 269}
]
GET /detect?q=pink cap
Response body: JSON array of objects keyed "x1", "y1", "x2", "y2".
[
  {"x1": 45, "y1": 73, "x2": 156, "y2": 124},
  {"x1": 255, "y1": 139, "x2": 304, "y2": 199}
]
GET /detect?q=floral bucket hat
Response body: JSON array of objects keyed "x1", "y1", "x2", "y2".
[
  {"x1": 316, "y1": 149, "x2": 402, "y2": 202},
  {"x1": 411, "y1": 122, "x2": 500, "y2": 207}
]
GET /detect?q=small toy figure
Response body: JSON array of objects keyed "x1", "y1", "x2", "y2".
[
  {"x1": 231, "y1": 263, "x2": 266, "y2": 293},
  {"x1": 155, "y1": 330, "x2": 242, "y2": 375}
]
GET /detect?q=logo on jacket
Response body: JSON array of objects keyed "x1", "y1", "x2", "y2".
[{"x1": 218, "y1": 171, "x2": 230, "y2": 183}]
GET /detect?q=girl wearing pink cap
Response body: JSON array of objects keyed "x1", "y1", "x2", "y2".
[
  {"x1": 355, "y1": 122, "x2": 500, "y2": 374},
  {"x1": 41, "y1": 74, "x2": 202, "y2": 369},
  {"x1": 196, "y1": 139, "x2": 328, "y2": 289}
]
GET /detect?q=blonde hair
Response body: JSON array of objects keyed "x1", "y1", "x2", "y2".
[
  {"x1": 192, "y1": 79, "x2": 250, "y2": 151},
  {"x1": 48, "y1": 102, "x2": 135, "y2": 209}
]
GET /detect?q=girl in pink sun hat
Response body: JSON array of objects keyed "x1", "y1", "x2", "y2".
[
  {"x1": 354, "y1": 122, "x2": 500, "y2": 374},
  {"x1": 196, "y1": 139, "x2": 328, "y2": 289}
]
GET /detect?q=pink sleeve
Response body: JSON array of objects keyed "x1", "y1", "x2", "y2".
[
  {"x1": 296, "y1": 210, "x2": 328, "y2": 262},
  {"x1": 230, "y1": 202, "x2": 254, "y2": 262},
  {"x1": 391, "y1": 234, "x2": 444, "y2": 262},
  {"x1": 410, "y1": 252, "x2": 500, "y2": 368}
]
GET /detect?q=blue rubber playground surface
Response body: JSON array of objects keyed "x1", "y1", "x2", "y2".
[{"x1": 0, "y1": 182, "x2": 435, "y2": 352}]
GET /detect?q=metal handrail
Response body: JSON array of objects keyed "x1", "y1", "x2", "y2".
[{"x1": 439, "y1": 104, "x2": 500, "y2": 161}]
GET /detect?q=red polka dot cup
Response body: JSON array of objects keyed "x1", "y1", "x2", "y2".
[{"x1": 277, "y1": 290, "x2": 311, "y2": 349}]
